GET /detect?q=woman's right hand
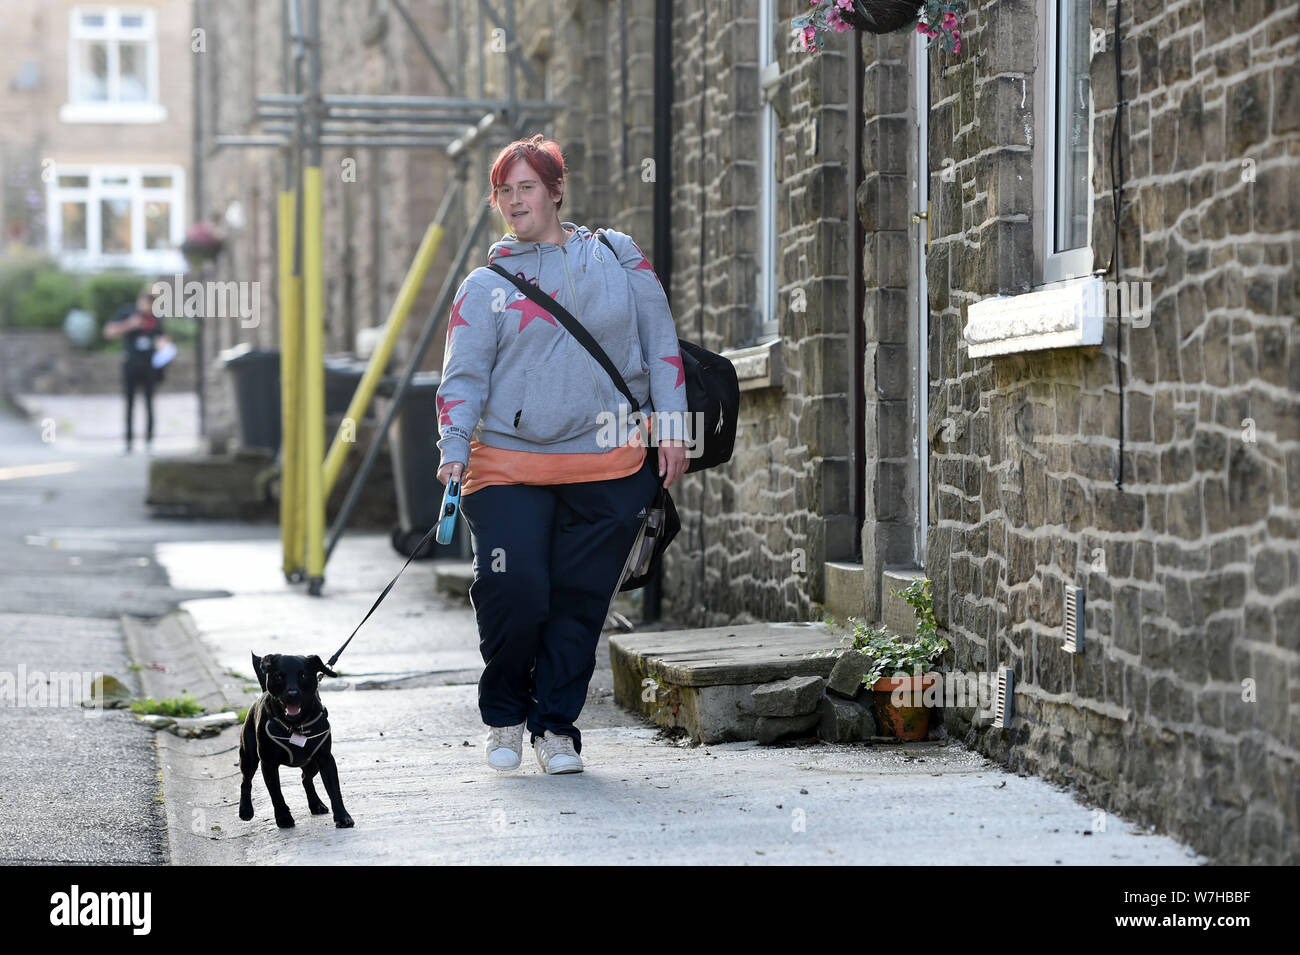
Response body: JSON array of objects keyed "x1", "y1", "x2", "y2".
[{"x1": 437, "y1": 462, "x2": 463, "y2": 486}]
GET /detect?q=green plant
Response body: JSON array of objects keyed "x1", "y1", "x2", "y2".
[
  {"x1": 0, "y1": 252, "x2": 54, "y2": 327},
  {"x1": 130, "y1": 693, "x2": 204, "y2": 718},
  {"x1": 896, "y1": 576, "x2": 939, "y2": 639},
  {"x1": 10, "y1": 266, "x2": 84, "y2": 330},
  {"x1": 808, "y1": 579, "x2": 949, "y2": 684},
  {"x1": 83, "y1": 271, "x2": 148, "y2": 325}
]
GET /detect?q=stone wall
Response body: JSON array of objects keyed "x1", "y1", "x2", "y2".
[
  {"x1": 919, "y1": 0, "x2": 1300, "y2": 863},
  {"x1": 858, "y1": 30, "x2": 920, "y2": 624},
  {"x1": 659, "y1": 1, "x2": 853, "y2": 625},
  {"x1": 1, "y1": 330, "x2": 198, "y2": 398}
]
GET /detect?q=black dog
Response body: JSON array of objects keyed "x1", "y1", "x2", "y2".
[{"x1": 239, "y1": 652, "x2": 354, "y2": 829}]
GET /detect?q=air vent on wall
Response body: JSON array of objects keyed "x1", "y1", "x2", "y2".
[
  {"x1": 991, "y1": 667, "x2": 1014, "y2": 729},
  {"x1": 1064, "y1": 586, "x2": 1085, "y2": 653}
]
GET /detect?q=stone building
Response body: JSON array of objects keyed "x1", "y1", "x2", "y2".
[
  {"x1": 0, "y1": 0, "x2": 192, "y2": 272},
  {"x1": 852, "y1": 0, "x2": 1299, "y2": 865},
  {"x1": 192, "y1": 0, "x2": 1297, "y2": 863},
  {"x1": 190, "y1": 0, "x2": 463, "y2": 449}
]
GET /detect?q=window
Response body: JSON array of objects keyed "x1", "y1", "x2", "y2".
[
  {"x1": 757, "y1": 0, "x2": 779, "y2": 342},
  {"x1": 47, "y1": 165, "x2": 186, "y2": 271},
  {"x1": 1042, "y1": 0, "x2": 1093, "y2": 283},
  {"x1": 62, "y1": 6, "x2": 166, "y2": 122}
]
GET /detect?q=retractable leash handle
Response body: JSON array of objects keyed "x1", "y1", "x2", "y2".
[{"x1": 436, "y1": 473, "x2": 461, "y2": 545}]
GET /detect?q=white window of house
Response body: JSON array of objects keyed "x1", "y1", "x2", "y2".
[
  {"x1": 1043, "y1": 0, "x2": 1094, "y2": 283},
  {"x1": 61, "y1": 6, "x2": 166, "y2": 122},
  {"x1": 757, "y1": 0, "x2": 779, "y2": 342},
  {"x1": 47, "y1": 165, "x2": 186, "y2": 271}
]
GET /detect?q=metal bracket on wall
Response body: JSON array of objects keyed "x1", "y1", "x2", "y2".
[
  {"x1": 992, "y1": 666, "x2": 1015, "y2": 729},
  {"x1": 911, "y1": 202, "x2": 931, "y2": 252},
  {"x1": 1064, "y1": 586, "x2": 1085, "y2": 653}
]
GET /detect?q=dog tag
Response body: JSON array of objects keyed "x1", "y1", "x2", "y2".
[{"x1": 290, "y1": 732, "x2": 307, "y2": 747}]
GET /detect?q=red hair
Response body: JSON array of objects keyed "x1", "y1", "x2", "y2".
[{"x1": 485, "y1": 134, "x2": 566, "y2": 212}]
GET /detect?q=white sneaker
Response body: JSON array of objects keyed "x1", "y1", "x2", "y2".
[
  {"x1": 486, "y1": 721, "x2": 525, "y2": 771},
  {"x1": 533, "y1": 730, "x2": 584, "y2": 774}
]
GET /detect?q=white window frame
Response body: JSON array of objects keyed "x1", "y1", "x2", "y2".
[
  {"x1": 757, "y1": 0, "x2": 779, "y2": 343},
  {"x1": 61, "y1": 5, "x2": 166, "y2": 123},
  {"x1": 46, "y1": 164, "x2": 187, "y2": 272},
  {"x1": 1040, "y1": 0, "x2": 1094, "y2": 285}
]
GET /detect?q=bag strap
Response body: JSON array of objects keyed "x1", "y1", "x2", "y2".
[{"x1": 486, "y1": 234, "x2": 641, "y2": 413}]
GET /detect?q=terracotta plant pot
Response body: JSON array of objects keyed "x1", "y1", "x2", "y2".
[{"x1": 870, "y1": 673, "x2": 939, "y2": 740}]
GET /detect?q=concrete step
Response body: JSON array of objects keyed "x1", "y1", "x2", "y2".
[{"x1": 610, "y1": 621, "x2": 856, "y2": 745}]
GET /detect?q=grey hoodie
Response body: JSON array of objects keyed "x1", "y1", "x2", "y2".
[{"x1": 435, "y1": 221, "x2": 689, "y2": 470}]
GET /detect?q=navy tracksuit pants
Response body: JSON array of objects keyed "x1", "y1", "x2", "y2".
[{"x1": 459, "y1": 450, "x2": 660, "y2": 755}]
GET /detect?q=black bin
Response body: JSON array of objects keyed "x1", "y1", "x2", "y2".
[
  {"x1": 324, "y1": 354, "x2": 384, "y2": 418},
  {"x1": 377, "y1": 372, "x2": 472, "y2": 560},
  {"x1": 222, "y1": 344, "x2": 281, "y2": 452}
]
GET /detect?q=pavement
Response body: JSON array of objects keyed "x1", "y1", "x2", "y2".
[{"x1": 0, "y1": 393, "x2": 1207, "y2": 865}]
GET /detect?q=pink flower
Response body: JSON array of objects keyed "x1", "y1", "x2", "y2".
[
  {"x1": 952, "y1": 29, "x2": 960, "y2": 39},
  {"x1": 952, "y1": 38, "x2": 961, "y2": 53},
  {"x1": 942, "y1": 11, "x2": 958, "y2": 28},
  {"x1": 916, "y1": 21, "x2": 929, "y2": 34},
  {"x1": 831, "y1": 16, "x2": 853, "y2": 32},
  {"x1": 836, "y1": 0, "x2": 854, "y2": 8},
  {"x1": 927, "y1": 26, "x2": 940, "y2": 38}
]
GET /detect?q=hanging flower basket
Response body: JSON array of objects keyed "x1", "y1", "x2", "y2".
[
  {"x1": 792, "y1": 0, "x2": 967, "y2": 55},
  {"x1": 180, "y1": 221, "x2": 226, "y2": 265}
]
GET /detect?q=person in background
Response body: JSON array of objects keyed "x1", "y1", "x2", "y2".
[{"x1": 103, "y1": 287, "x2": 171, "y2": 455}]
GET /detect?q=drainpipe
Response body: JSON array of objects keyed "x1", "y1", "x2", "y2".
[
  {"x1": 645, "y1": 0, "x2": 673, "y2": 624},
  {"x1": 848, "y1": 30, "x2": 865, "y2": 560},
  {"x1": 192, "y1": 0, "x2": 206, "y2": 438}
]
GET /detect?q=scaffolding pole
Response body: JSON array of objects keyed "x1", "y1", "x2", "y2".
[
  {"x1": 303, "y1": 0, "x2": 326, "y2": 594},
  {"x1": 321, "y1": 184, "x2": 458, "y2": 500},
  {"x1": 201, "y1": 0, "x2": 560, "y2": 594}
]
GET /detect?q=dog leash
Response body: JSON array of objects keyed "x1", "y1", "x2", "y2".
[{"x1": 326, "y1": 523, "x2": 440, "y2": 669}]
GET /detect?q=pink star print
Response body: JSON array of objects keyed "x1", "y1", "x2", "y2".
[
  {"x1": 507, "y1": 288, "x2": 563, "y2": 332},
  {"x1": 437, "y1": 395, "x2": 464, "y2": 426},
  {"x1": 661, "y1": 352, "x2": 685, "y2": 389},
  {"x1": 630, "y1": 241, "x2": 662, "y2": 287},
  {"x1": 447, "y1": 292, "x2": 471, "y2": 340}
]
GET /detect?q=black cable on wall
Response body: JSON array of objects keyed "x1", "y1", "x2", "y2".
[{"x1": 1107, "y1": 0, "x2": 1127, "y2": 490}]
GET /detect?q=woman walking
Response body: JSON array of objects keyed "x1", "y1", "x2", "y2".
[{"x1": 435, "y1": 134, "x2": 689, "y2": 774}]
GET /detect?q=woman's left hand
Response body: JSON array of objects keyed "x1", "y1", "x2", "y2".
[{"x1": 656, "y1": 440, "x2": 688, "y2": 488}]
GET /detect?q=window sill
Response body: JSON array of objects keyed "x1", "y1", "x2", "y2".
[
  {"x1": 60, "y1": 102, "x2": 167, "y2": 124},
  {"x1": 721, "y1": 336, "x2": 784, "y2": 392},
  {"x1": 57, "y1": 249, "x2": 186, "y2": 273},
  {"x1": 963, "y1": 275, "x2": 1104, "y2": 358}
]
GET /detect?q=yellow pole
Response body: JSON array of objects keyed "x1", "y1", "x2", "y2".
[
  {"x1": 303, "y1": 165, "x2": 325, "y2": 589},
  {"x1": 277, "y1": 190, "x2": 304, "y2": 579},
  {"x1": 322, "y1": 220, "x2": 445, "y2": 497}
]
